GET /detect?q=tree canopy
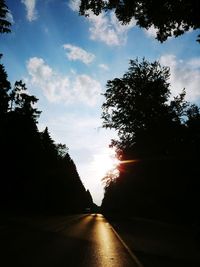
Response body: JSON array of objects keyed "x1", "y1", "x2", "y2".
[
  {"x1": 101, "y1": 58, "x2": 200, "y2": 223},
  {"x1": 79, "y1": 0, "x2": 200, "y2": 42},
  {"x1": 102, "y1": 58, "x2": 172, "y2": 153},
  {"x1": 101, "y1": 58, "x2": 196, "y2": 158},
  {"x1": 0, "y1": 56, "x2": 94, "y2": 214},
  {"x1": 0, "y1": 55, "x2": 11, "y2": 114},
  {"x1": 0, "y1": 0, "x2": 11, "y2": 34},
  {"x1": 0, "y1": 3, "x2": 95, "y2": 214}
]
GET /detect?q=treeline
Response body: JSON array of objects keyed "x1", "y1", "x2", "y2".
[
  {"x1": 0, "y1": 56, "x2": 94, "y2": 214},
  {"x1": 79, "y1": 0, "x2": 200, "y2": 43},
  {"x1": 101, "y1": 59, "x2": 200, "y2": 224}
]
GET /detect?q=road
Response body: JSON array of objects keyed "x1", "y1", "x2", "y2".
[
  {"x1": 0, "y1": 214, "x2": 141, "y2": 267},
  {"x1": 108, "y1": 216, "x2": 200, "y2": 267}
]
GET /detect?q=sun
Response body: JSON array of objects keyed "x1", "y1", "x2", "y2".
[{"x1": 91, "y1": 147, "x2": 120, "y2": 179}]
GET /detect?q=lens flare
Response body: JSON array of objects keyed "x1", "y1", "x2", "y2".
[{"x1": 119, "y1": 159, "x2": 138, "y2": 164}]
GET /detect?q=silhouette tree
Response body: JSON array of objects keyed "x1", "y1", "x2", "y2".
[
  {"x1": 169, "y1": 88, "x2": 189, "y2": 123},
  {"x1": 102, "y1": 58, "x2": 176, "y2": 156},
  {"x1": 0, "y1": 55, "x2": 11, "y2": 114},
  {"x1": 85, "y1": 189, "x2": 93, "y2": 206},
  {"x1": 186, "y1": 104, "x2": 200, "y2": 157},
  {"x1": 56, "y1": 143, "x2": 68, "y2": 158},
  {"x1": 0, "y1": 0, "x2": 11, "y2": 34},
  {"x1": 101, "y1": 58, "x2": 200, "y2": 223},
  {"x1": 79, "y1": 0, "x2": 200, "y2": 42},
  {"x1": 0, "y1": 0, "x2": 11, "y2": 113},
  {"x1": 10, "y1": 80, "x2": 41, "y2": 122},
  {"x1": 102, "y1": 168, "x2": 119, "y2": 189},
  {"x1": 0, "y1": 59, "x2": 94, "y2": 213},
  {"x1": 0, "y1": 1, "x2": 94, "y2": 214}
]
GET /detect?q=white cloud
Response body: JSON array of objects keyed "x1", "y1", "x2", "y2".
[
  {"x1": 26, "y1": 57, "x2": 102, "y2": 106},
  {"x1": 68, "y1": 0, "x2": 136, "y2": 46},
  {"x1": 144, "y1": 25, "x2": 158, "y2": 38},
  {"x1": 68, "y1": 0, "x2": 80, "y2": 12},
  {"x1": 63, "y1": 44, "x2": 95, "y2": 64},
  {"x1": 98, "y1": 63, "x2": 109, "y2": 71},
  {"x1": 73, "y1": 74, "x2": 101, "y2": 105},
  {"x1": 160, "y1": 54, "x2": 200, "y2": 102},
  {"x1": 88, "y1": 11, "x2": 136, "y2": 46},
  {"x1": 21, "y1": 0, "x2": 37, "y2": 22},
  {"x1": 187, "y1": 58, "x2": 200, "y2": 68}
]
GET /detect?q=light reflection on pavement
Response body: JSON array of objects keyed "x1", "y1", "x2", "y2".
[{"x1": 0, "y1": 214, "x2": 142, "y2": 267}]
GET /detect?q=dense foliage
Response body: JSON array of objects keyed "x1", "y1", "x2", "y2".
[
  {"x1": 0, "y1": 57, "x2": 94, "y2": 214},
  {"x1": 0, "y1": 0, "x2": 11, "y2": 33},
  {"x1": 101, "y1": 58, "x2": 200, "y2": 223},
  {"x1": 79, "y1": 0, "x2": 200, "y2": 42}
]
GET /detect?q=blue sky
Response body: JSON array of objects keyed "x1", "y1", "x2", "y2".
[{"x1": 1, "y1": 0, "x2": 200, "y2": 205}]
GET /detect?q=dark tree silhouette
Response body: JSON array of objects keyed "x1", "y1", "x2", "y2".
[
  {"x1": 0, "y1": 59, "x2": 94, "y2": 214},
  {"x1": 102, "y1": 58, "x2": 184, "y2": 157},
  {"x1": 0, "y1": 1, "x2": 94, "y2": 215},
  {"x1": 10, "y1": 80, "x2": 41, "y2": 122},
  {"x1": 41, "y1": 127, "x2": 57, "y2": 159},
  {"x1": 86, "y1": 189, "x2": 93, "y2": 204},
  {"x1": 0, "y1": 55, "x2": 11, "y2": 114},
  {"x1": 79, "y1": 0, "x2": 200, "y2": 42},
  {"x1": 0, "y1": 0, "x2": 11, "y2": 113},
  {"x1": 101, "y1": 58, "x2": 200, "y2": 223},
  {"x1": 0, "y1": 0, "x2": 11, "y2": 33},
  {"x1": 56, "y1": 143, "x2": 69, "y2": 158}
]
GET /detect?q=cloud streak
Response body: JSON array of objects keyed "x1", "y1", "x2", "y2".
[
  {"x1": 99, "y1": 63, "x2": 109, "y2": 71},
  {"x1": 21, "y1": 0, "x2": 37, "y2": 21},
  {"x1": 63, "y1": 44, "x2": 95, "y2": 64}
]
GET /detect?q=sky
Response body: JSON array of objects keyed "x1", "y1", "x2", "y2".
[{"x1": 1, "y1": 0, "x2": 200, "y2": 205}]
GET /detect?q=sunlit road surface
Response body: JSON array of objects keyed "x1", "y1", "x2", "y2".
[{"x1": 0, "y1": 214, "x2": 142, "y2": 267}]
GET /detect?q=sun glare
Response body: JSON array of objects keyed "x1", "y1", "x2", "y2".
[{"x1": 91, "y1": 148, "x2": 120, "y2": 180}]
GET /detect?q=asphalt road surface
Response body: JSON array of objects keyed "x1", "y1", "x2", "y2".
[{"x1": 0, "y1": 214, "x2": 142, "y2": 267}]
